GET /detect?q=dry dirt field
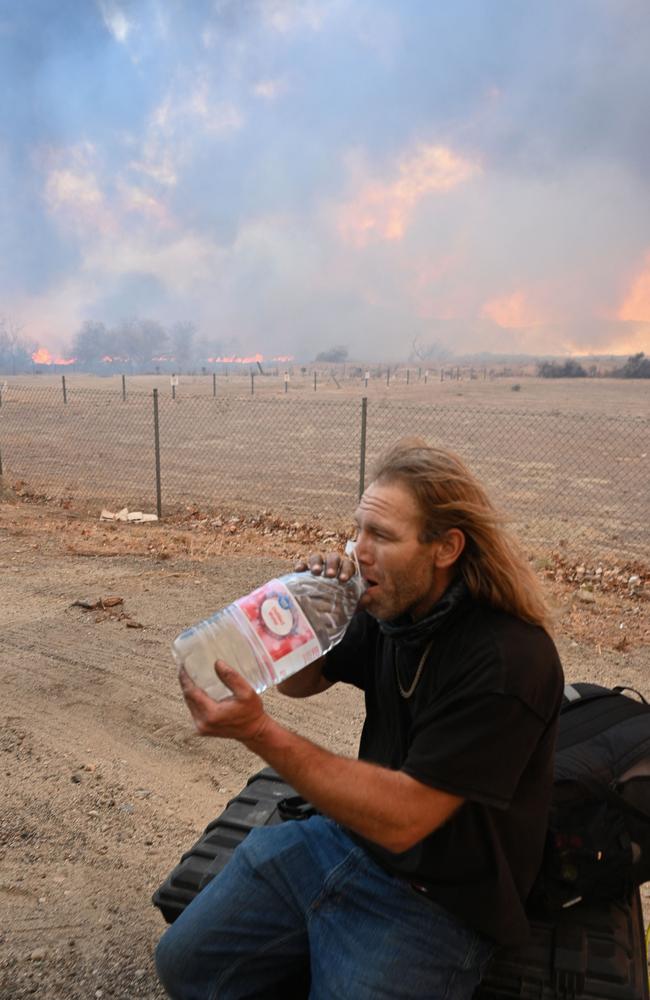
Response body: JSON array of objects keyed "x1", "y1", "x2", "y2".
[
  {"x1": 1, "y1": 374, "x2": 648, "y2": 562},
  {"x1": 4, "y1": 369, "x2": 650, "y2": 413},
  {"x1": 1, "y1": 492, "x2": 648, "y2": 1000}
]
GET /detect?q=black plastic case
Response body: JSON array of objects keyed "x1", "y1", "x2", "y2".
[
  {"x1": 153, "y1": 769, "x2": 292, "y2": 924},
  {"x1": 153, "y1": 769, "x2": 649, "y2": 999}
]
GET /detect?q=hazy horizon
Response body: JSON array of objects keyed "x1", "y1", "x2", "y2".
[{"x1": 2, "y1": 1, "x2": 650, "y2": 363}]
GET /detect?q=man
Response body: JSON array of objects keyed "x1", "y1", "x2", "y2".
[{"x1": 156, "y1": 438, "x2": 564, "y2": 999}]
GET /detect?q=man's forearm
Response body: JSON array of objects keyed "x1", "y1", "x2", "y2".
[
  {"x1": 244, "y1": 716, "x2": 460, "y2": 854},
  {"x1": 178, "y1": 660, "x2": 462, "y2": 852}
]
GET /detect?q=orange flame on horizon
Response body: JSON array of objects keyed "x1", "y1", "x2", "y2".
[
  {"x1": 32, "y1": 347, "x2": 76, "y2": 366},
  {"x1": 207, "y1": 354, "x2": 265, "y2": 363}
]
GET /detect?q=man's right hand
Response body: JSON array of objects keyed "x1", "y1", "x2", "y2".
[
  {"x1": 294, "y1": 551, "x2": 356, "y2": 582},
  {"x1": 278, "y1": 551, "x2": 354, "y2": 699}
]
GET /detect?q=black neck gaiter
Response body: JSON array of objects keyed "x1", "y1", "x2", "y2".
[{"x1": 377, "y1": 578, "x2": 468, "y2": 650}]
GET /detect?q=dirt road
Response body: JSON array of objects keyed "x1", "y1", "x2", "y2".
[{"x1": 1, "y1": 499, "x2": 648, "y2": 998}]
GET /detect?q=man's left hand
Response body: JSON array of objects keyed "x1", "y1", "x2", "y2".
[{"x1": 179, "y1": 661, "x2": 269, "y2": 743}]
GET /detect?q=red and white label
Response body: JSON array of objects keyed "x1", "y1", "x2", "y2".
[{"x1": 234, "y1": 580, "x2": 321, "y2": 683}]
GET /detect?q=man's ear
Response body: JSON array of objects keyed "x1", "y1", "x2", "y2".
[{"x1": 432, "y1": 529, "x2": 465, "y2": 569}]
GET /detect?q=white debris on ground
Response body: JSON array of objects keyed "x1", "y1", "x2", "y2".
[{"x1": 100, "y1": 508, "x2": 158, "y2": 523}]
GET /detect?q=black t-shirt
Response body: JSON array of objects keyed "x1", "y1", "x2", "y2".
[{"x1": 322, "y1": 599, "x2": 564, "y2": 946}]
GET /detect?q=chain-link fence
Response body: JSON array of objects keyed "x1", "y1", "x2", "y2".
[{"x1": 0, "y1": 380, "x2": 647, "y2": 561}]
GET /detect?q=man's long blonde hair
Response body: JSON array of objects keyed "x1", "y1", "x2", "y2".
[{"x1": 373, "y1": 437, "x2": 551, "y2": 631}]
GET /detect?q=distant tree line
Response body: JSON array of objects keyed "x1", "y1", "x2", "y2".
[
  {"x1": 71, "y1": 318, "x2": 210, "y2": 371},
  {"x1": 538, "y1": 359, "x2": 589, "y2": 378},
  {"x1": 538, "y1": 353, "x2": 650, "y2": 378},
  {"x1": 613, "y1": 352, "x2": 650, "y2": 378},
  {"x1": 0, "y1": 316, "x2": 34, "y2": 374},
  {"x1": 314, "y1": 345, "x2": 348, "y2": 363},
  {"x1": 2, "y1": 313, "x2": 649, "y2": 377}
]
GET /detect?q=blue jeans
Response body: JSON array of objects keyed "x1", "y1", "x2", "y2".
[{"x1": 156, "y1": 816, "x2": 494, "y2": 999}]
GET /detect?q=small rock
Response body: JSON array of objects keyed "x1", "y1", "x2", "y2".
[
  {"x1": 575, "y1": 590, "x2": 596, "y2": 604},
  {"x1": 135, "y1": 788, "x2": 151, "y2": 798},
  {"x1": 119, "y1": 803, "x2": 134, "y2": 814},
  {"x1": 71, "y1": 773, "x2": 82, "y2": 783},
  {"x1": 30, "y1": 948, "x2": 46, "y2": 961}
]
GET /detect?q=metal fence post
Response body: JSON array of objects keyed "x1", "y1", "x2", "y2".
[
  {"x1": 358, "y1": 396, "x2": 368, "y2": 500},
  {"x1": 406, "y1": 369, "x2": 410, "y2": 385},
  {"x1": 250, "y1": 372, "x2": 255, "y2": 395},
  {"x1": 213, "y1": 373, "x2": 217, "y2": 397},
  {"x1": 153, "y1": 389, "x2": 162, "y2": 519},
  {"x1": 122, "y1": 374, "x2": 126, "y2": 402},
  {"x1": 62, "y1": 375, "x2": 67, "y2": 404},
  {"x1": 0, "y1": 442, "x2": 3, "y2": 478},
  {"x1": 386, "y1": 369, "x2": 390, "y2": 387},
  {"x1": 313, "y1": 371, "x2": 317, "y2": 391}
]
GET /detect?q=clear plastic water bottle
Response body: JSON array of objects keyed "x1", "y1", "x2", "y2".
[{"x1": 172, "y1": 561, "x2": 365, "y2": 701}]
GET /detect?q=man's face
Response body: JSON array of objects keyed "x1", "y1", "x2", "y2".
[{"x1": 353, "y1": 478, "x2": 448, "y2": 622}]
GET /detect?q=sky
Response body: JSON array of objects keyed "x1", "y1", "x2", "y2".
[{"x1": 2, "y1": 0, "x2": 650, "y2": 361}]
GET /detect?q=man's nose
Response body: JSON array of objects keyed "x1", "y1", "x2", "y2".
[{"x1": 354, "y1": 532, "x2": 372, "y2": 564}]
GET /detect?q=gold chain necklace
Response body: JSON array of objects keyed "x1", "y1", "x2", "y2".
[{"x1": 395, "y1": 639, "x2": 434, "y2": 699}]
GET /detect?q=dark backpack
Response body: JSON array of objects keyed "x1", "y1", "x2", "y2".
[{"x1": 535, "y1": 682, "x2": 650, "y2": 910}]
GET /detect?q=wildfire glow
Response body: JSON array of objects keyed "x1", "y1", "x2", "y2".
[
  {"x1": 339, "y1": 144, "x2": 479, "y2": 247},
  {"x1": 481, "y1": 292, "x2": 545, "y2": 329},
  {"x1": 618, "y1": 254, "x2": 650, "y2": 322},
  {"x1": 32, "y1": 347, "x2": 76, "y2": 365}
]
